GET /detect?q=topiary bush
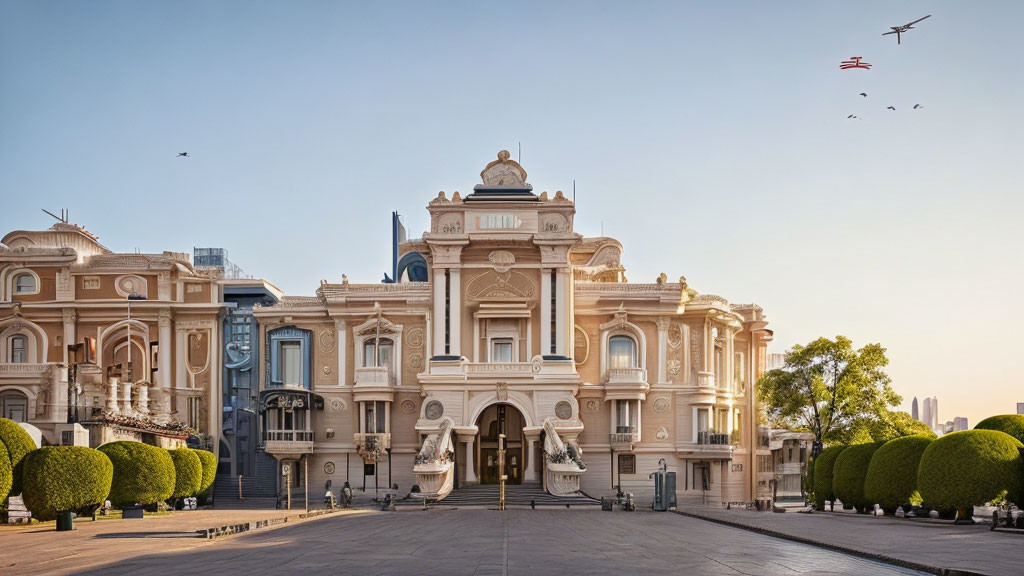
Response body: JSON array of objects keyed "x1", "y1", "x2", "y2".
[
  {"x1": 833, "y1": 441, "x2": 885, "y2": 513},
  {"x1": 0, "y1": 418, "x2": 37, "y2": 495},
  {"x1": 917, "y1": 430, "x2": 1023, "y2": 516},
  {"x1": 191, "y1": 449, "x2": 217, "y2": 495},
  {"x1": 0, "y1": 440, "x2": 11, "y2": 504},
  {"x1": 864, "y1": 435, "x2": 933, "y2": 514},
  {"x1": 98, "y1": 441, "x2": 175, "y2": 507},
  {"x1": 168, "y1": 449, "x2": 202, "y2": 499},
  {"x1": 812, "y1": 445, "x2": 847, "y2": 510},
  {"x1": 21, "y1": 446, "x2": 113, "y2": 521},
  {"x1": 975, "y1": 415, "x2": 1024, "y2": 444}
]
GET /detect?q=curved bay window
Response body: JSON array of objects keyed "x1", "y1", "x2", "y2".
[
  {"x1": 363, "y1": 338, "x2": 395, "y2": 385},
  {"x1": 608, "y1": 335, "x2": 638, "y2": 369}
]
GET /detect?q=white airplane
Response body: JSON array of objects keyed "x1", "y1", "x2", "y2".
[{"x1": 883, "y1": 15, "x2": 931, "y2": 45}]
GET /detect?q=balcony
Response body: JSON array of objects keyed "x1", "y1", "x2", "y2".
[
  {"x1": 261, "y1": 429, "x2": 314, "y2": 456},
  {"x1": 603, "y1": 367, "x2": 648, "y2": 401},
  {"x1": 676, "y1": 431, "x2": 734, "y2": 459},
  {"x1": 353, "y1": 366, "x2": 396, "y2": 402},
  {"x1": 609, "y1": 427, "x2": 640, "y2": 450},
  {"x1": 354, "y1": 432, "x2": 391, "y2": 463}
]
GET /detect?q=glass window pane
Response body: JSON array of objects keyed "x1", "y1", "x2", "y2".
[
  {"x1": 10, "y1": 336, "x2": 27, "y2": 363},
  {"x1": 280, "y1": 341, "x2": 301, "y2": 385},
  {"x1": 376, "y1": 401, "x2": 386, "y2": 433},
  {"x1": 492, "y1": 339, "x2": 513, "y2": 362},
  {"x1": 609, "y1": 336, "x2": 636, "y2": 368},
  {"x1": 15, "y1": 275, "x2": 35, "y2": 293}
]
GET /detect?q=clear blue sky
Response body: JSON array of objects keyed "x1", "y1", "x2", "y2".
[{"x1": 3, "y1": 1, "x2": 1022, "y2": 427}]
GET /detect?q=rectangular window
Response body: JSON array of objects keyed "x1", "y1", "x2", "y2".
[
  {"x1": 364, "y1": 401, "x2": 387, "y2": 434},
  {"x1": 615, "y1": 400, "x2": 638, "y2": 433},
  {"x1": 14, "y1": 275, "x2": 36, "y2": 293},
  {"x1": 279, "y1": 341, "x2": 302, "y2": 386},
  {"x1": 491, "y1": 338, "x2": 513, "y2": 362},
  {"x1": 618, "y1": 454, "x2": 636, "y2": 475},
  {"x1": 10, "y1": 336, "x2": 27, "y2": 363}
]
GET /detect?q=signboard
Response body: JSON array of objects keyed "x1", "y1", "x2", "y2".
[{"x1": 282, "y1": 463, "x2": 291, "y2": 476}]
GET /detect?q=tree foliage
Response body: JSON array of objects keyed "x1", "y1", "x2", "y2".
[
  {"x1": 98, "y1": 441, "x2": 175, "y2": 507},
  {"x1": 864, "y1": 435, "x2": 933, "y2": 514},
  {"x1": 832, "y1": 441, "x2": 885, "y2": 513},
  {"x1": 974, "y1": 415, "x2": 1024, "y2": 444},
  {"x1": 917, "y1": 430, "x2": 1023, "y2": 514},
  {"x1": 22, "y1": 447, "x2": 113, "y2": 521},
  {"x1": 812, "y1": 445, "x2": 847, "y2": 510},
  {"x1": 757, "y1": 336, "x2": 901, "y2": 450},
  {"x1": 851, "y1": 411, "x2": 936, "y2": 443},
  {"x1": 0, "y1": 418, "x2": 37, "y2": 495}
]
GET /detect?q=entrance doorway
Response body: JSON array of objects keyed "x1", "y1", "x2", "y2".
[{"x1": 476, "y1": 404, "x2": 524, "y2": 485}]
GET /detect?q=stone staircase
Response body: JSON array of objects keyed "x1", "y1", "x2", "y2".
[
  {"x1": 212, "y1": 452, "x2": 282, "y2": 509},
  {"x1": 416, "y1": 482, "x2": 600, "y2": 509}
]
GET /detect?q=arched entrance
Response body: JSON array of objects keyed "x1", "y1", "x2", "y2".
[{"x1": 475, "y1": 403, "x2": 525, "y2": 485}]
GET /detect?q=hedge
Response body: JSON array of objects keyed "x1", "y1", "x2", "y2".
[
  {"x1": 833, "y1": 441, "x2": 885, "y2": 513},
  {"x1": 975, "y1": 415, "x2": 1024, "y2": 444},
  {"x1": 21, "y1": 447, "x2": 113, "y2": 521},
  {"x1": 168, "y1": 449, "x2": 202, "y2": 499},
  {"x1": 0, "y1": 418, "x2": 37, "y2": 495},
  {"x1": 98, "y1": 441, "x2": 175, "y2": 507},
  {"x1": 192, "y1": 449, "x2": 217, "y2": 494},
  {"x1": 917, "y1": 430, "x2": 1023, "y2": 515},
  {"x1": 864, "y1": 435, "x2": 933, "y2": 514},
  {"x1": 0, "y1": 440, "x2": 11, "y2": 503},
  {"x1": 812, "y1": 445, "x2": 847, "y2": 510}
]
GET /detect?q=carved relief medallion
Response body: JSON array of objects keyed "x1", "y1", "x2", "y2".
[
  {"x1": 555, "y1": 401, "x2": 573, "y2": 420},
  {"x1": 319, "y1": 330, "x2": 336, "y2": 353},
  {"x1": 488, "y1": 250, "x2": 516, "y2": 273},
  {"x1": 329, "y1": 399, "x2": 348, "y2": 413},
  {"x1": 667, "y1": 360, "x2": 681, "y2": 378},
  {"x1": 409, "y1": 354, "x2": 423, "y2": 370},
  {"x1": 322, "y1": 365, "x2": 332, "y2": 375},
  {"x1": 405, "y1": 328, "x2": 424, "y2": 349},
  {"x1": 400, "y1": 399, "x2": 417, "y2": 414},
  {"x1": 324, "y1": 461, "x2": 336, "y2": 474},
  {"x1": 573, "y1": 325, "x2": 589, "y2": 366},
  {"x1": 496, "y1": 382, "x2": 509, "y2": 401},
  {"x1": 652, "y1": 397, "x2": 671, "y2": 413},
  {"x1": 115, "y1": 275, "x2": 148, "y2": 297},
  {"x1": 655, "y1": 427, "x2": 669, "y2": 440},
  {"x1": 424, "y1": 400, "x2": 444, "y2": 420},
  {"x1": 585, "y1": 400, "x2": 599, "y2": 413}
]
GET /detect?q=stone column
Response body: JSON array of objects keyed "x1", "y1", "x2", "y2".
[
  {"x1": 336, "y1": 319, "x2": 347, "y2": 386},
  {"x1": 555, "y1": 269, "x2": 568, "y2": 355},
  {"x1": 158, "y1": 310, "x2": 172, "y2": 390},
  {"x1": 449, "y1": 268, "x2": 461, "y2": 356},
  {"x1": 121, "y1": 379, "x2": 132, "y2": 414},
  {"x1": 462, "y1": 437, "x2": 477, "y2": 483},
  {"x1": 540, "y1": 268, "x2": 551, "y2": 355},
  {"x1": 432, "y1": 269, "x2": 447, "y2": 356},
  {"x1": 524, "y1": 431, "x2": 541, "y2": 482},
  {"x1": 656, "y1": 317, "x2": 669, "y2": 384},
  {"x1": 107, "y1": 377, "x2": 120, "y2": 413},
  {"x1": 62, "y1": 309, "x2": 76, "y2": 364},
  {"x1": 136, "y1": 383, "x2": 149, "y2": 415},
  {"x1": 174, "y1": 324, "x2": 187, "y2": 390}
]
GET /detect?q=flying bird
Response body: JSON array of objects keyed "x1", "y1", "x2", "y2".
[
  {"x1": 913, "y1": 104, "x2": 923, "y2": 109},
  {"x1": 847, "y1": 115, "x2": 859, "y2": 119},
  {"x1": 859, "y1": 92, "x2": 868, "y2": 97},
  {"x1": 886, "y1": 106, "x2": 896, "y2": 110},
  {"x1": 177, "y1": 152, "x2": 189, "y2": 158},
  {"x1": 883, "y1": 15, "x2": 931, "y2": 45}
]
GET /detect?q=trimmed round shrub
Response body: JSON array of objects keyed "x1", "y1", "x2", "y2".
[
  {"x1": 918, "y1": 430, "x2": 1023, "y2": 515},
  {"x1": 98, "y1": 441, "x2": 175, "y2": 507},
  {"x1": 812, "y1": 445, "x2": 847, "y2": 510},
  {"x1": 833, "y1": 441, "x2": 885, "y2": 513},
  {"x1": 22, "y1": 447, "x2": 113, "y2": 521},
  {"x1": 0, "y1": 440, "x2": 11, "y2": 503},
  {"x1": 192, "y1": 449, "x2": 217, "y2": 495},
  {"x1": 864, "y1": 435, "x2": 933, "y2": 514},
  {"x1": 168, "y1": 449, "x2": 202, "y2": 499},
  {"x1": 975, "y1": 415, "x2": 1024, "y2": 444},
  {"x1": 0, "y1": 418, "x2": 37, "y2": 495}
]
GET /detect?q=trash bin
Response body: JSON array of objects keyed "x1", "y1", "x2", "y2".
[
  {"x1": 56, "y1": 511, "x2": 74, "y2": 531},
  {"x1": 601, "y1": 497, "x2": 613, "y2": 511},
  {"x1": 651, "y1": 471, "x2": 666, "y2": 511}
]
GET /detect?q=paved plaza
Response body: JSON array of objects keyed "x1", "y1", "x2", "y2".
[{"x1": 2, "y1": 508, "x2": 930, "y2": 576}]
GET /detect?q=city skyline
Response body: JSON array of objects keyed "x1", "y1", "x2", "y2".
[{"x1": 3, "y1": 1, "x2": 1022, "y2": 428}]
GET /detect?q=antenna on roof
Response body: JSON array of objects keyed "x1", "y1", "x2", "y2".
[
  {"x1": 518, "y1": 142, "x2": 521, "y2": 164},
  {"x1": 42, "y1": 208, "x2": 68, "y2": 224}
]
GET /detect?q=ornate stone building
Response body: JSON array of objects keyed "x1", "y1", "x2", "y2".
[
  {"x1": 252, "y1": 151, "x2": 774, "y2": 504},
  {"x1": 0, "y1": 224, "x2": 222, "y2": 449}
]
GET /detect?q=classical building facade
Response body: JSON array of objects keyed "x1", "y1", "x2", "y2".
[
  {"x1": 0, "y1": 224, "x2": 222, "y2": 449},
  {"x1": 251, "y1": 151, "x2": 774, "y2": 504}
]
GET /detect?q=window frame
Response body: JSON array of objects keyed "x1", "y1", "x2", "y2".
[
  {"x1": 9, "y1": 334, "x2": 28, "y2": 363},
  {"x1": 608, "y1": 335, "x2": 638, "y2": 369}
]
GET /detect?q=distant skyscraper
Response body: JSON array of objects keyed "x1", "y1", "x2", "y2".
[
  {"x1": 922, "y1": 398, "x2": 932, "y2": 430},
  {"x1": 953, "y1": 417, "x2": 968, "y2": 431},
  {"x1": 912, "y1": 397, "x2": 919, "y2": 421},
  {"x1": 932, "y1": 397, "x2": 939, "y2": 430},
  {"x1": 1018, "y1": 403, "x2": 1024, "y2": 415}
]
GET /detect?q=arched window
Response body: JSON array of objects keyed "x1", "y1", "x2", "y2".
[
  {"x1": 14, "y1": 273, "x2": 37, "y2": 294},
  {"x1": 363, "y1": 338, "x2": 394, "y2": 371},
  {"x1": 608, "y1": 335, "x2": 637, "y2": 369},
  {"x1": 9, "y1": 335, "x2": 27, "y2": 363},
  {"x1": 0, "y1": 391, "x2": 28, "y2": 422}
]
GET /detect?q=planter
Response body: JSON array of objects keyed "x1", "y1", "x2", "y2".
[
  {"x1": 56, "y1": 511, "x2": 75, "y2": 531},
  {"x1": 122, "y1": 506, "x2": 144, "y2": 519}
]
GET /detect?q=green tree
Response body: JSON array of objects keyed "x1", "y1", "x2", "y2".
[
  {"x1": 846, "y1": 411, "x2": 936, "y2": 443},
  {"x1": 757, "y1": 336, "x2": 901, "y2": 455}
]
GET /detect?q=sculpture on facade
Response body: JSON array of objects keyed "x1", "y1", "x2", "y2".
[
  {"x1": 543, "y1": 418, "x2": 586, "y2": 495},
  {"x1": 412, "y1": 416, "x2": 456, "y2": 501}
]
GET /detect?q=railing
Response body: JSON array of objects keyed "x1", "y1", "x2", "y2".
[
  {"x1": 264, "y1": 429, "x2": 314, "y2": 443},
  {"x1": 605, "y1": 367, "x2": 647, "y2": 384},
  {"x1": 696, "y1": 432, "x2": 731, "y2": 445},
  {"x1": 354, "y1": 432, "x2": 391, "y2": 451},
  {"x1": 354, "y1": 366, "x2": 395, "y2": 387},
  {"x1": 466, "y1": 362, "x2": 533, "y2": 375},
  {"x1": 609, "y1": 428, "x2": 639, "y2": 444}
]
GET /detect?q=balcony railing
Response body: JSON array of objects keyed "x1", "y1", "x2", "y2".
[
  {"x1": 354, "y1": 432, "x2": 391, "y2": 451},
  {"x1": 354, "y1": 366, "x2": 395, "y2": 387},
  {"x1": 696, "y1": 432, "x2": 731, "y2": 445},
  {"x1": 606, "y1": 367, "x2": 646, "y2": 384},
  {"x1": 261, "y1": 429, "x2": 314, "y2": 454},
  {"x1": 609, "y1": 427, "x2": 639, "y2": 444}
]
